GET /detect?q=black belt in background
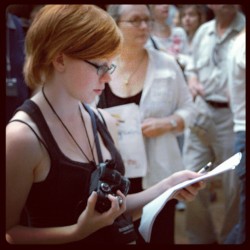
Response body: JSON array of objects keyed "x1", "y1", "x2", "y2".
[{"x1": 206, "y1": 100, "x2": 229, "y2": 108}]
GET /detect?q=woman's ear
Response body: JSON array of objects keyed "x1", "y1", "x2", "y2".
[{"x1": 52, "y1": 53, "x2": 65, "y2": 72}]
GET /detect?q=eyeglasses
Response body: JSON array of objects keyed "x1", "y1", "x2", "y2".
[
  {"x1": 84, "y1": 60, "x2": 116, "y2": 76},
  {"x1": 119, "y1": 18, "x2": 154, "y2": 28}
]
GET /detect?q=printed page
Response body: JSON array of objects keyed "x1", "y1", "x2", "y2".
[
  {"x1": 138, "y1": 152, "x2": 242, "y2": 242},
  {"x1": 105, "y1": 103, "x2": 147, "y2": 178}
]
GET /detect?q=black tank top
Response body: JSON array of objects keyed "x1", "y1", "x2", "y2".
[
  {"x1": 12, "y1": 99, "x2": 137, "y2": 245},
  {"x1": 98, "y1": 84, "x2": 142, "y2": 108}
]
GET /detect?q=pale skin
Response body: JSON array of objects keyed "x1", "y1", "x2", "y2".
[
  {"x1": 6, "y1": 47, "x2": 204, "y2": 244},
  {"x1": 181, "y1": 6, "x2": 202, "y2": 43}
]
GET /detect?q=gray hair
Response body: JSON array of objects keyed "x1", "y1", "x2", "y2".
[{"x1": 107, "y1": 5, "x2": 151, "y2": 23}]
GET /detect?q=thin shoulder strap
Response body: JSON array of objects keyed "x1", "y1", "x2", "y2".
[
  {"x1": 95, "y1": 109, "x2": 115, "y2": 147},
  {"x1": 8, "y1": 119, "x2": 49, "y2": 152},
  {"x1": 14, "y1": 99, "x2": 61, "y2": 157}
]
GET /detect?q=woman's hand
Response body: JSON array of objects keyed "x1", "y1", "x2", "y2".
[
  {"x1": 141, "y1": 115, "x2": 184, "y2": 137},
  {"x1": 188, "y1": 76, "x2": 205, "y2": 99},
  {"x1": 74, "y1": 190, "x2": 126, "y2": 240},
  {"x1": 141, "y1": 117, "x2": 168, "y2": 137},
  {"x1": 173, "y1": 182, "x2": 204, "y2": 202},
  {"x1": 167, "y1": 170, "x2": 206, "y2": 202}
]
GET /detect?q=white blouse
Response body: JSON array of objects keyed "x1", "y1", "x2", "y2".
[{"x1": 140, "y1": 48, "x2": 197, "y2": 188}]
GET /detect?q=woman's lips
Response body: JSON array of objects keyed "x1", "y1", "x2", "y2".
[{"x1": 94, "y1": 89, "x2": 103, "y2": 95}]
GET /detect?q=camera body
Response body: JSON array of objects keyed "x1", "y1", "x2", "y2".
[{"x1": 89, "y1": 160, "x2": 130, "y2": 213}]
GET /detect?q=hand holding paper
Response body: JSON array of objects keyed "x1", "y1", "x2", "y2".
[{"x1": 138, "y1": 152, "x2": 242, "y2": 243}]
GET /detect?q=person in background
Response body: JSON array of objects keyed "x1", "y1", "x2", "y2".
[
  {"x1": 166, "y1": 5, "x2": 180, "y2": 27},
  {"x1": 183, "y1": 5, "x2": 245, "y2": 244},
  {"x1": 145, "y1": 5, "x2": 191, "y2": 212},
  {"x1": 146, "y1": 5, "x2": 189, "y2": 62},
  {"x1": 146, "y1": 4, "x2": 189, "y2": 153},
  {"x1": 224, "y1": 27, "x2": 245, "y2": 244},
  {"x1": 6, "y1": 9, "x2": 30, "y2": 124},
  {"x1": 179, "y1": 5, "x2": 205, "y2": 55},
  {"x1": 179, "y1": 5, "x2": 220, "y2": 205},
  {"x1": 6, "y1": 4, "x2": 204, "y2": 245},
  {"x1": 97, "y1": 4, "x2": 197, "y2": 244}
]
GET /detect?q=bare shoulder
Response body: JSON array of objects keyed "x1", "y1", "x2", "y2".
[
  {"x1": 6, "y1": 113, "x2": 44, "y2": 172},
  {"x1": 6, "y1": 113, "x2": 47, "y2": 231}
]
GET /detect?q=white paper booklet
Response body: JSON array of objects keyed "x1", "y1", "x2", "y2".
[
  {"x1": 105, "y1": 103, "x2": 147, "y2": 178},
  {"x1": 138, "y1": 152, "x2": 242, "y2": 242}
]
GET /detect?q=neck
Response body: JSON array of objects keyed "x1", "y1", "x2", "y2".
[
  {"x1": 119, "y1": 48, "x2": 146, "y2": 66},
  {"x1": 187, "y1": 31, "x2": 195, "y2": 42},
  {"x1": 41, "y1": 85, "x2": 95, "y2": 163},
  {"x1": 41, "y1": 83, "x2": 80, "y2": 119},
  {"x1": 216, "y1": 13, "x2": 236, "y2": 35},
  {"x1": 113, "y1": 49, "x2": 147, "y2": 88}
]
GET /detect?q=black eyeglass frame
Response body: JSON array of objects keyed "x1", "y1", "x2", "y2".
[
  {"x1": 119, "y1": 18, "x2": 154, "y2": 27},
  {"x1": 84, "y1": 60, "x2": 116, "y2": 76}
]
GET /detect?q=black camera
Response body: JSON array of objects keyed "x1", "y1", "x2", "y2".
[{"x1": 89, "y1": 160, "x2": 130, "y2": 213}]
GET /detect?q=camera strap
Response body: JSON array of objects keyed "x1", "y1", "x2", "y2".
[{"x1": 83, "y1": 103, "x2": 103, "y2": 164}]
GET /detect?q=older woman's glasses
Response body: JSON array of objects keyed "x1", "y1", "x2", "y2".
[
  {"x1": 84, "y1": 60, "x2": 116, "y2": 76},
  {"x1": 119, "y1": 18, "x2": 154, "y2": 28}
]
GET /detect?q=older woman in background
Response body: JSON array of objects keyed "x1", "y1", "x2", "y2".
[{"x1": 97, "y1": 4, "x2": 197, "y2": 244}]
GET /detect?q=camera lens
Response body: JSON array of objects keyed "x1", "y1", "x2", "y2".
[{"x1": 100, "y1": 182, "x2": 111, "y2": 193}]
